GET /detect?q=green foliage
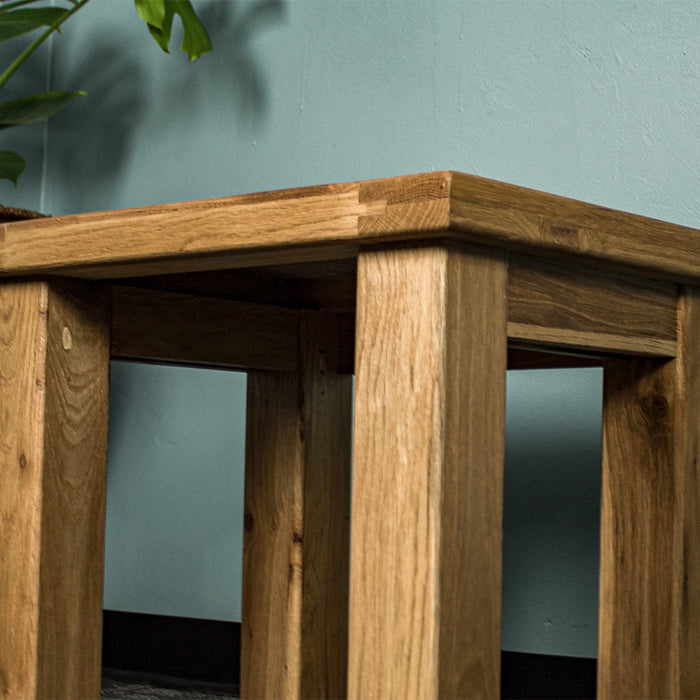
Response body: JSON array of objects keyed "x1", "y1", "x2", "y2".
[
  {"x1": 0, "y1": 0, "x2": 212, "y2": 187},
  {"x1": 0, "y1": 89, "x2": 86, "y2": 128},
  {"x1": 0, "y1": 7, "x2": 67, "y2": 42},
  {"x1": 0, "y1": 148, "x2": 24, "y2": 186},
  {"x1": 135, "y1": 0, "x2": 211, "y2": 61}
]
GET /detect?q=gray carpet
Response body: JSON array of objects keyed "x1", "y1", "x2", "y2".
[{"x1": 101, "y1": 669, "x2": 238, "y2": 699}]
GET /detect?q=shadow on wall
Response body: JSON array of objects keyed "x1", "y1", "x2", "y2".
[
  {"x1": 48, "y1": 40, "x2": 147, "y2": 204},
  {"x1": 0, "y1": 44, "x2": 51, "y2": 204},
  {"x1": 48, "y1": 0, "x2": 286, "y2": 210},
  {"x1": 178, "y1": 0, "x2": 287, "y2": 126}
]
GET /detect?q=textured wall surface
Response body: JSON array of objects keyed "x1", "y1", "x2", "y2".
[{"x1": 2, "y1": 0, "x2": 699, "y2": 658}]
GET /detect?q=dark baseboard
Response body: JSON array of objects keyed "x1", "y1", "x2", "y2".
[
  {"x1": 501, "y1": 650, "x2": 596, "y2": 699},
  {"x1": 102, "y1": 610, "x2": 596, "y2": 698},
  {"x1": 102, "y1": 610, "x2": 240, "y2": 685}
]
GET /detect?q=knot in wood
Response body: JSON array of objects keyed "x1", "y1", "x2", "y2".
[
  {"x1": 62, "y1": 326, "x2": 73, "y2": 350},
  {"x1": 640, "y1": 393, "x2": 670, "y2": 433},
  {"x1": 542, "y1": 219, "x2": 579, "y2": 244}
]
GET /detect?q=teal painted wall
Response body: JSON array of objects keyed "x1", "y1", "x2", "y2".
[{"x1": 2, "y1": 0, "x2": 699, "y2": 659}]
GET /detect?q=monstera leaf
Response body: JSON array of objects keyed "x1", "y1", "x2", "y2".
[{"x1": 135, "y1": 0, "x2": 212, "y2": 61}]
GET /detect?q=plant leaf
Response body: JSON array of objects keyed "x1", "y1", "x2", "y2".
[
  {"x1": 0, "y1": 7, "x2": 69, "y2": 42},
  {"x1": 173, "y1": 0, "x2": 211, "y2": 61},
  {"x1": 0, "y1": 89, "x2": 86, "y2": 129},
  {"x1": 143, "y1": 0, "x2": 174, "y2": 54},
  {"x1": 136, "y1": 0, "x2": 211, "y2": 60},
  {"x1": 133, "y1": 0, "x2": 165, "y2": 30},
  {"x1": 0, "y1": 149, "x2": 26, "y2": 186}
]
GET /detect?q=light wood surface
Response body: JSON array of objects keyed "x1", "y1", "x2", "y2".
[
  {"x1": 297, "y1": 312, "x2": 352, "y2": 698},
  {"x1": 2, "y1": 171, "x2": 700, "y2": 282},
  {"x1": 349, "y1": 242, "x2": 507, "y2": 699},
  {"x1": 1, "y1": 172, "x2": 699, "y2": 698},
  {"x1": 507, "y1": 323, "x2": 676, "y2": 357},
  {"x1": 357, "y1": 171, "x2": 451, "y2": 236},
  {"x1": 0, "y1": 279, "x2": 109, "y2": 700},
  {"x1": 678, "y1": 286, "x2": 700, "y2": 698},
  {"x1": 598, "y1": 356, "x2": 683, "y2": 699},
  {"x1": 449, "y1": 171, "x2": 700, "y2": 283},
  {"x1": 0, "y1": 184, "x2": 383, "y2": 278},
  {"x1": 242, "y1": 371, "x2": 304, "y2": 699},
  {"x1": 241, "y1": 312, "x2": 352, "y2": 699}
]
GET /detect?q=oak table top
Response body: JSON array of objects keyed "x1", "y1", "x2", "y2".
[{"x1": 2, "y1": 171, "x2": 699, "y2": 282}]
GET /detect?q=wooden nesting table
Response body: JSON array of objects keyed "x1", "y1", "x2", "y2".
[{"x1": 1, "y1": 172, "x2": 699, "y2": 699}]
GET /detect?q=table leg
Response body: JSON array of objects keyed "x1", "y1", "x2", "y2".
[
  {"x1": 680, "y1": 286, "x2": 700, "y2": 700},
  {"x1": 241, "y1": 311, "x2": 352, "y2": 699},
  {"x1": 598, "y1": 285, "x2": 700, "y2": 699},
  {"x1": 0, "y1": 279, "x2": 110, "y2": 700},
  {"x1": 598, "y1": 350, "x2": 688, "y2": 698},
  {"x1": 349, "y1": 242, "x2": 508, "y2": 699}
]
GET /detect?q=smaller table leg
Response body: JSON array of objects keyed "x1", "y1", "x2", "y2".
[
  {"x1": 598, "y1": 345, "x2": 690, "y2": 698},
  {"x1": 0, "y1": 279, "x2": 110, "y2": 700},
  {"x1": 349, "y1": 241, "x2": 508, "y2": 699},
  {"x1": 680, "y1": 286, "x2": 700, "y2": 699},
  {"x1": 241, "y1": 311, "x2": 352, "y2": 699}
]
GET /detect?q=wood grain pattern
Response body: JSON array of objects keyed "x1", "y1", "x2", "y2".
[
  {"x1": 0, "y1": 279, "x2": 109, "y2": 700},
  {"x1": 2, "y1": 172, "x2": 698, "y2": 699},
  {"x1": 242, "y1": 371, "x2": 304, "y2": 699},
  {"x1": 508, "y1": 256, "x2": 677, "y2": 353},
  {"x1": 358, "y1": 171, "x2": 451, "y2": 235},
  {"x1": 678, "y1": 286, "x2": 700, "y2": 698},
  {"x1": 111, "y1": 285, "x2": 301, "y2": 371},
  {"x1": 598, "y1": 356, "x2": 683, "y2": 699},
  {"x1": 349, "y1": 242, "x2": 507, "y2": 699},
  {"x1": 508, "y1": 322, "x2": 676, "y2": 357},
  {"x1": 0, "y1": 184, "x2": 380, "y2": 279},
  {"x1": 110, "y1": 252, "x2": 678, "y2": 366},
  {"x1": 298, "y1": 312, "x2": 352, "y2": 699},
  {"x1": 450, "y1": 171, "x2": 700, "y2": 283},
  {"x1": 2, "y1": 172, "x2": 700, "y2": 284},
  {"x1": 241, "y1": 312, "x2": 352, "y2": 699}
]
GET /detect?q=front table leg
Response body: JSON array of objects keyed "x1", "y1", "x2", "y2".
[
  {"x1": 349, "y1": 242, "x2": 508, "y2": 699},
  {"x1": 0, "y1": 279, "x2": 110, "y2": 700}
]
